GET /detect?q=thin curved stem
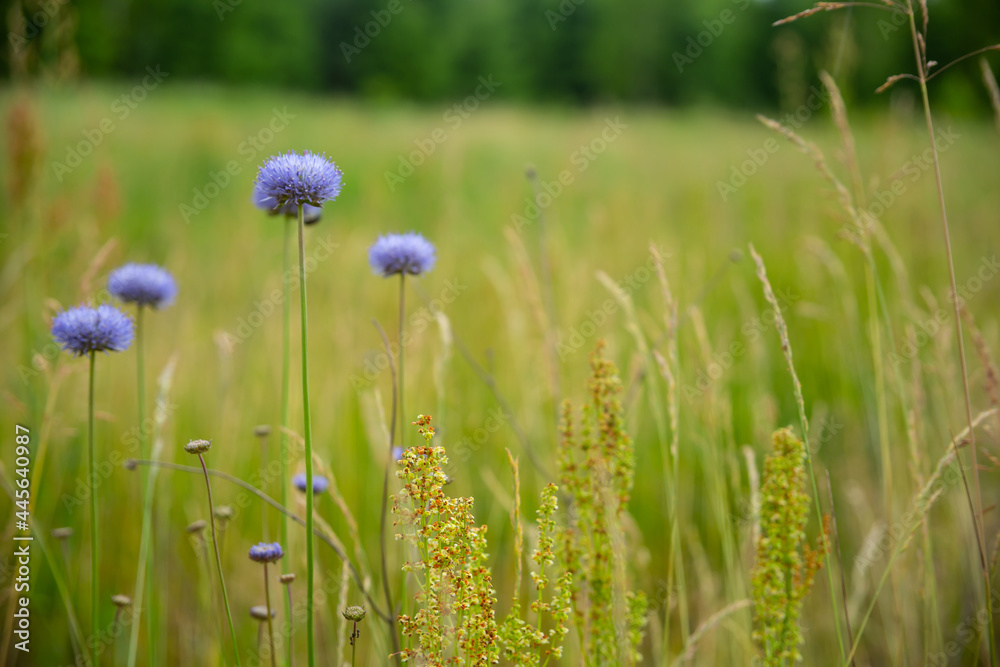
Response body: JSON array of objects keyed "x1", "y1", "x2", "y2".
[
  {"x1": 297, "y1": 203, "x2": 317, "y2": 667},
  {"x1": 906, "y1": 7, "x2": 994, "y2": 663},
  {"x1": 88, "y1": 351, "x2": 98, "y2": 667},
  {"x1": 925, "y1": 45, "x2": 1000, "y2": 84},
  {"x1": 199, "y1": 453, "x2": 242, "y2": 666},
  {"x1": 127, "y1": 457, "x2": 389, "y2": 621}
]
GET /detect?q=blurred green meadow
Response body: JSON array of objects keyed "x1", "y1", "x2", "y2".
[{"x1": 2, "y1": 82, "x2": 1000, "y2": 665}]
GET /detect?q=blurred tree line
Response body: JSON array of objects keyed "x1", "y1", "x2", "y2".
[{"x1": 5, "y1": 0, "x2": 1000, "y2": 112}]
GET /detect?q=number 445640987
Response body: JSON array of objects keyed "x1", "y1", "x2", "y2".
[{"x1": 15, "y1": 425, "x2": 30, "y2": 530}]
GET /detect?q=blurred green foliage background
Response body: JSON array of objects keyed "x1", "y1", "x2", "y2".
[{"x1": 4, "y1": 0, "x2": 1000, "y2": 111}]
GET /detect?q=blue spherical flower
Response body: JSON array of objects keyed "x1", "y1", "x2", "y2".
[
  {"x1": 51, "y1": 304, "x2": 134, "y2": 356},
  {"x1": 369, "y1": 232, "x2": 436, "y2": 277},
  {"x1": 248, "y1": 542, "x2": 284, "y2": 563},
  {"x1": 253, "y1": 151, "x2": 343, "y2": 209},
  {"x1": 391, "y1": 446, "x2": 403, "y2": 462},
  {"x1": 108, "y1": 263, "x2": 177, "y2": 308},
  {"x1": 292, "y1": 472, "x2": 329, "y2": 495},
  {"x1": 251, "y1": 190, "x2": 322, "y2": 225}
]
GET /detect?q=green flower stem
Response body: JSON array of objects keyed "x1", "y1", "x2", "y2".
[
  {"x1": 285, "y1": 583, "x2": 295, "y2": 667},
  {"x1": 281, "y1": 215, "x2": 292, "y2": 621},
  {"x1": 374, "y1": 319, "x2": 402, "y2": 665},
  {"x1": 297, "y1": 203, "x2": 316, "y2": 667},
  {"x1": 88, "y1": 351, "x2": 98, "y2": 667},
  {"x1": 198, "y1": 452, "x2": 242, "y2": 667},
  {"x1": 112, "y1": 607, "x2": 127, "y2": 667},
  {"x1": 127, "y1": 306, "x2": 158, "y2": 667},
  {"x1": 398, "y1": 273, "x2": 406, "y2": 451},
  {"x1": 351, "y1": 622, "x2": 358, "y2": 667},
  {"x1": 396, "y1": 273, "x2": 408, "y2": 643},
  {"x1": 264, "y1": 563, "x2": 277, "y2": 667}
]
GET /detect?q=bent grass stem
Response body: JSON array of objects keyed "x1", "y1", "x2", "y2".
[{"x1": 197, "y1": 452, "x2": 242, "y2": 667}]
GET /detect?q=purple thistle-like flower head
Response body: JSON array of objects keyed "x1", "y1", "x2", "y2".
[
  {"x1": 292, "y1": 472, "x2": 329, "y2": 495},
  {"x1": 248, "y1": 542, "x2": 284, "y2": 564},
  {"x1": 253, "y1": 151, "x2": 343, "y2": 209},
  {"x1": 108, "y1": 263, "x2": 178, "y2": 309},
  {"x1": 251, "y1": 190, "x2": 323, "y2": 225},
  {"x1": 368, "y1": 232, "x2": 436, "y2": 277},
  {"x1": 51, "y1": 304, "x2": 134, "y2": 356}
]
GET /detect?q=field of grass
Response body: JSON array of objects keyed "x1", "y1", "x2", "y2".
[{"x1": 1, "y1": 81, "x2": 999, "y2": 665}]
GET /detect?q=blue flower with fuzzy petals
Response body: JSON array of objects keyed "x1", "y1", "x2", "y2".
[
  {"x1": 251, "y1": 190, "x2": 322, "y2": 225},
  {"x1": 51, "y1": 304, "x2": 134, "y2": 356},
  {"x1": 248, "y1": 542, "x2": 284, "y2": 563},
  {"x1": 108, "y1": 263, "x2": 178, "y2": 308},
  {"x1": 253, "y1": 151, "x2": 343, "y2": 209},
  {"x1": 292, "y1": 472, "x2": 330, "y2": 495},
  {"x1": 369, "y1": 232, "x2": 436, "y2": 277}
]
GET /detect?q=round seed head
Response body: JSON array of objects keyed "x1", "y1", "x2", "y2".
[
  {"x1": 214, "y1": 505, "x2": 235, "y2": 521},
  {"x1": 253, "y1": 425, "x2": 272, "y2": 437},
  {"x1": 124, "y1": 458, "x2": 138, "y2": 471},
  {"x1": 184, "y1": 439, "x2": 211, "y2": 454},
  {"x1": 51, "y1": 527, "x2": 73, "y2": 540},
  {"x1": 250, "y1": 605, "x2": 276, "y2": 621},
  {"x1": 186, "y1": 520, "x2": 207, "y2": 534},
  {"x1": 111, "y1": 594, "x2": 133, "y2": 608},
  {"x1": 342, "y1": 605, "x2": 366, "y2": 622},
  {"x1": 279, "y1": 573, "x2": 296, "y2": 584}
]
